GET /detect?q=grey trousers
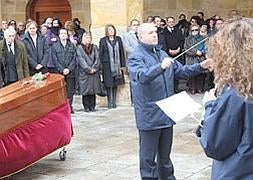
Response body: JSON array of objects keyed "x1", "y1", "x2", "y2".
[{"x1": 139, "y1": 127, "x2": 176, "y2": 180}]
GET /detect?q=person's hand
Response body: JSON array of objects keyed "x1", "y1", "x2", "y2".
[
  {"x1": 196, "y1": 50, "x2": 202, "y2": 56},
  {"x1": 51, "y1": 37, "x2": 57, "y2": 42},
  {"x1": 161, "y1": 57, "x2": 174, "y2": 70},
  {"x1": 69, "y1": 36, "x2": 77, "y2": 45},
  {"x1": 203, "y1": 88, "x2": 216, "y2": 105},
  {"x1": 63, "y1": 68, "x2": 70, "y2": 75},
  {"x1": 35, "y1": 64, "x2": 43, "y2": 70},
  {"x1": 200, "y1": 58, "x2": 214, "y2": 70},
  {"x1": 169, "y1": 49, "x2": 176, "y2": 56},
  {"x1": 175, "y1": 47, "x2": 180, "y2": 54},
  {"x1": 90, "y1": 68, "x2": 96, "y2": 74}
]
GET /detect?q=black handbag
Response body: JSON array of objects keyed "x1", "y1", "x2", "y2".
[
  {"x1": 97, "y1": 82, "x2": 107, "y2": 97},
  {"x1": 97, "y1": 75, "x2": 107, "y2": 97}
]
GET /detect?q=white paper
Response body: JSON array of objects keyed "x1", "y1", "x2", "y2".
[{"x1": 156, "y1": 91, "x2": 202, "y2": 122}]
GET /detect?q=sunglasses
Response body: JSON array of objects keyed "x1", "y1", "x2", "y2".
[{"x1": 191, "y1": 29, "x2": 199, "y2": 32}]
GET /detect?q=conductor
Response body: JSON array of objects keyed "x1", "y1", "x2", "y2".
[{"x1": 128, "y1": 23, "x2": 211, "y2": 180}]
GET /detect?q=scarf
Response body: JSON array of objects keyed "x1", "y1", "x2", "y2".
[
  {"x1": 82, "y1": 44, "x2": 93, "y2": 55},
  {"x1": 106, "y1": 38, "x2": 121, "y2": 78}
]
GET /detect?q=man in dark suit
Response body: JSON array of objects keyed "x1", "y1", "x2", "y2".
[
  {"x1": 163, "y1": 16, "x2": 185, "y2": 92},
  {"x1": 52, "y1": 28, "x2": 76, "y2": 113}
]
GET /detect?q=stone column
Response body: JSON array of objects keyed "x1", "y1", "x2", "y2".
[
  {"x1": 127, "y1": 0, "x2": 144, "y2": 23},
  {"x1": 0, "y1": 1, "x2": 2, "y2": 21}
]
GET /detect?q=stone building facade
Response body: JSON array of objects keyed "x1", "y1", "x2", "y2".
[
  {"x1": 1, "y1": 0, "x2": 253, "y2": 39},
  {"x1": 0, "y1": 0, "x2": 252, "y2": 106}
]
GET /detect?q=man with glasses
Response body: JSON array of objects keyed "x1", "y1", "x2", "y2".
[{"x1": 185, "y1": 25, "x2": 206, "y2": 94}]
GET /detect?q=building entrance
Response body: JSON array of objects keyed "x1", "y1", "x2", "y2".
[{"x1": 26, "y1": 0, "x2": 72, "y2": 25}]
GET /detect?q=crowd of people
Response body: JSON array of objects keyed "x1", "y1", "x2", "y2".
[
  {"x1": 1, "y1": 9, "x2": 253, "y2": 180},
  {"x1": 0, "y1": 11, "x2": 239, "y2": 112},
  {"x1": 0, "y1": 17, "x2": 126, "y2": 113},
  {"x1": 0, "y1": 11, "x2": 238, "y2": 113}
]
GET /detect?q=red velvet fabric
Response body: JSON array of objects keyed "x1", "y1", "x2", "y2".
[{"x1": 0, "y1": 101, "x2": 72, "y2": 178}]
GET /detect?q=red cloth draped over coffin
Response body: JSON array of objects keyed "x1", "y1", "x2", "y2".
[{"x1": 0, "y1": 74, "x2": 72, "y2": 178}]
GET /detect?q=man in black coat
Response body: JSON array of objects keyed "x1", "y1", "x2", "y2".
[
  {"x1": 52, "y1": 28, "x2": 77, "y2": 113},
  {"x1": 163, "y1": 16, "x2": 185, "y2": 92},
  {"x1": 22, "y1": 21, "x2": 49, "y2": 75},
  {"x1": 163, "y1": 17, "x2": 185, "y2": 61}
]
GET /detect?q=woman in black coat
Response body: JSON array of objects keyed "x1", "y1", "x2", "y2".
[
  {"x1": 99, "y1": 24, "x2": 125, "y2": 109},
  {"x1": 77, "y1": 32, "x2": 101, "y2": 112},
  {"x1": 22, "y1": 20, "x2": 48, "y2": 75}
]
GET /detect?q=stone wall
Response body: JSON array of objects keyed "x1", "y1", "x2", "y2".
[
  {"x1": 1, "y1": 0, "x2": 253, "y2": 25},
  {"x1": 0, "y1": 0, "x2": 28, "y2": 21},
  {"x1": 70, "y1": 0, "x2": 91, "y2": 30}
]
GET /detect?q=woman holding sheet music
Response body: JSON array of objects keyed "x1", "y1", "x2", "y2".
[{"x1": 200, "y1": 17, "x2": 253, "y2": 179}]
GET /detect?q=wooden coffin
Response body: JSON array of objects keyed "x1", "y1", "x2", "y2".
[{"x1": 0, "y1": 73, "x2": 67, "y2": 136}]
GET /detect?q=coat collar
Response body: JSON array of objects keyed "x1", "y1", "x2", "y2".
[{"x1": 139, "y1": 42, "x2": 162, "y2": 53}]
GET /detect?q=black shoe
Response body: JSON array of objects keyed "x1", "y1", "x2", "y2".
[
  {"x1": 112, "y1": 104, "x2": 117, "y2": 109},
  {"x1": 192, "y1": 125, "x2": 202, "y2": 138},
  {"x1": 84, "y1": 108, "x2": 90, "y2": 112},
  {"x1": 108, "y1": 103, "x2": 113, "y2": 109},
  {"x1": 89, "y1": 107, "x2": 96, "y2": 112}
]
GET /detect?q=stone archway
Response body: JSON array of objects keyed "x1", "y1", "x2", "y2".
[{"x1": 26, "y1": 0, "x2": 72, "y2": 25}]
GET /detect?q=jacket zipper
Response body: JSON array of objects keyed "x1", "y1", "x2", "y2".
[{"x1": 154, "y1": 50, "x2": 169, "y2": 97}]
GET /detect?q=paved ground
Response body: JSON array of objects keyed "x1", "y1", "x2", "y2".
[{"x1": 10, "y1": 93, "x2": 212, "y2": 180}]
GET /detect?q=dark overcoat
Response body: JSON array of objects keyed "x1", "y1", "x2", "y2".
[
  {"x1": 22, "y1": 32, "x2": 48, "y2": 75},
  {"x1": 77, "y1": 44, "x2": 101, "y2": 95},
  {"x1": 51, "y1": 40, "x2": 76, "y2": 78},
  {"x1": 99, "y1": 36, "x2": 125, "y2": 87}
]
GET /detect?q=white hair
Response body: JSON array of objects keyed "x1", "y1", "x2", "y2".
[
  {"x1": 4, "y1": 26, "x2": 16, "y2": 38},
  {"x1": 137, "y1": 23, "x2": 156, "y2": 40}
]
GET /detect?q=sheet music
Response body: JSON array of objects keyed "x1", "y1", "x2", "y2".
[{"x1": 156, "y1": 91, "x2": 202, "y2": 122}]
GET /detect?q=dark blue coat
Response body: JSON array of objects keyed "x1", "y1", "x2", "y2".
[
  {"x1": 51, "y1": 41, "x2": 76, "y2": 78},
  {"x1": 200, "y1": 87, "x2": 253, "y2": 179},
  {"x1": 128, "y1": 42, "x2": 203, "y2": 130},
  {"x1": 22, "y1": 32, "x2": 49, "y2": 75}
]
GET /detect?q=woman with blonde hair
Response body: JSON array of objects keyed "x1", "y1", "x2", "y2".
[
  {"x1": 22, "y1": 20, "x2": 49, "y2": 75},
  {"x1": 200, "y1": 17, "x2": 253, "y2": 179},
  {"x1": 77, "y1": 32, "x2": 101, "y2": 112}
]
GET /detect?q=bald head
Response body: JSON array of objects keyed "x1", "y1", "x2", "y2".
[{"x1": 137, "y1": 23, "x2": 158, "y2": 45}]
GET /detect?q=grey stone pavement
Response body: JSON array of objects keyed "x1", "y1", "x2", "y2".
[{"x1": 10, "y1": 93, "x2": 212, "y2": 180}]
